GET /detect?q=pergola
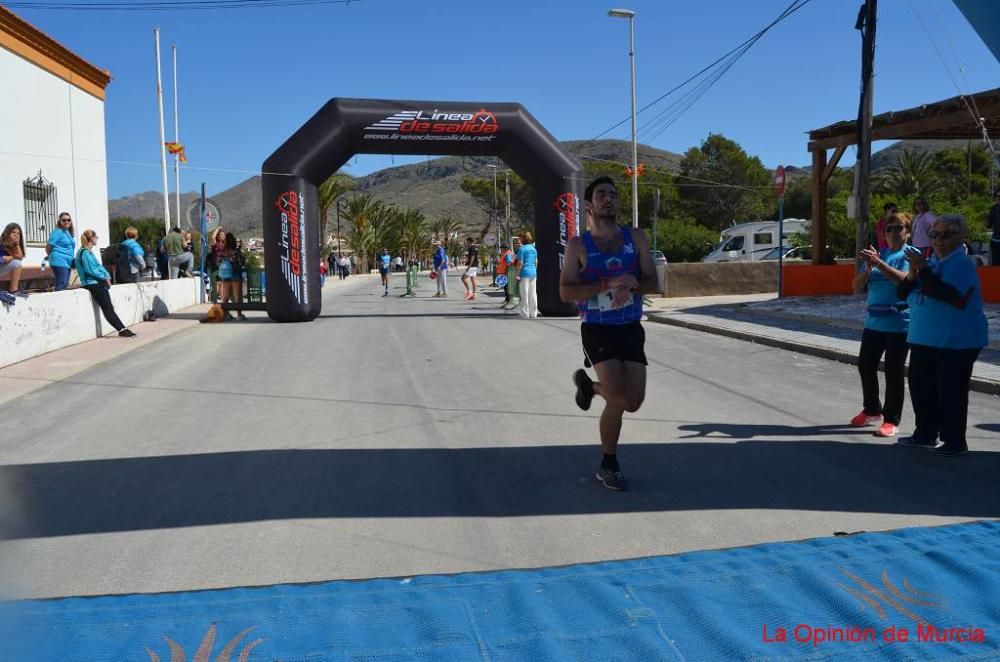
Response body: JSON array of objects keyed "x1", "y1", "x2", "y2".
[{"x1": 806, "y1": 87, "x2": 1000, "y2": 263}]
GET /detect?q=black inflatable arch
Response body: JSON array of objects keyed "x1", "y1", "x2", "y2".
[{"x1": 262, "y1": 98, "x2": 584, "y2": 322}]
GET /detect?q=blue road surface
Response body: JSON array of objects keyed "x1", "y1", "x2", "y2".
[{"x1": 4, "y1": 520, "x2": 999, "y2": 660}]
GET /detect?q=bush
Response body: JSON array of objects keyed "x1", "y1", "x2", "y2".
[{"x1": 653, "y1": 217, "x2": 720, "y2": 263}]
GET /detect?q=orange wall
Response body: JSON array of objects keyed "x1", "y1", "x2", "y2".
[
  {"x1": 781, "y1": 264, "x2": 855, "y2": 296},
  {"x1": 782, "y1": 264, "x2": 1000, "y2": 302}
]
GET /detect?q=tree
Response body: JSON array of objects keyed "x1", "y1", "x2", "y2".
[
  {"x1": 317, "y1": 173, "x2": 354, "y2": 251},
  {"x1": 461, "y1": 173, "x2": 534, "y2": 233},
  {"x1": 398, "y1": 208, "x2": 428, "y2": 263},
  {"x1": 677, "y1": 134, "x2": 771, "y2": 230},
  {"x1": 874, "y1": 149, "x2": 942, "y2": 198}
]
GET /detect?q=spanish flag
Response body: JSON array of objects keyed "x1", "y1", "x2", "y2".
[{"x1": 164, "y1": 142, "x2": 187, "y2": 163}]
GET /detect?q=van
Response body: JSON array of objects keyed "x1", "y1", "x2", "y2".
[{"x1": 702, "y1": 219, "x2": 809, "y2": 263}]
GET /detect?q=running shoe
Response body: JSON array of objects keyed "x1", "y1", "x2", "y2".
[
  {"x1": 382, "y1": 291, "x2": 388, "y2": 297},
  {"x1": 573, "y1": 369, "x2": 595, "y2": 411},
  {"x1": 0, "y1": 291, "x2": 15, "y2": 305},
  {"x1": 873, "y1": 422, "x2": 898, "y2": 438},
  {"x1": 118, "y1": 328, "x2": 137, "y2": 338},
  {"x1": 850, "y1": 411, "x2": 882, "y2": 427},
  {"x1": 896, "y1": 435, "x2": 936, "y2": 448},
  {"x1": 464, "y1": 291, "x2": 472, "y2": 300},
  {"x1": 237, "y1": 312, "x2": 247, "y2": 321},
  {"x1": 933, "y1": 444, "x2": 969, "y2": 457},
  {"x1": 596, "y1": 466, "x2": 629, "y2": 491},
  {"x1": 14, "y1": 289, "x2": 29, "y2": 298}
]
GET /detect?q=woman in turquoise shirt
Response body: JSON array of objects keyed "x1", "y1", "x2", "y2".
[
  {"x1": 853, "y1": 214, "x2": 912, "y2": 438},
  {"x1": 45, "y1": 212, "x2": 75, "y2": 291},
  {"x1": 76, "y1": 229, "x2": 136, "y2": 338},
  {"x1": 516, "y1": 230, "x2": 539, "y2": 318},
  {"x1": 897, "y1": 213, "x2": 987, "y2": 456}
]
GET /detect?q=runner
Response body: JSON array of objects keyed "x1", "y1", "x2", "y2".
[
  {"x1": 461, "y1": 237, "x2": 480, "y2": 301},
  {"x1": 378, "y1": 248, "x2": 391, "y2": 296},
  {"x1": 559, "y1": 176, "x2": 660, "y2": 490}
]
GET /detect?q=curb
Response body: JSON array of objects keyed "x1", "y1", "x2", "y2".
[{"x1": 646, "y1": 312, "x2": 1000, "y2": 397}]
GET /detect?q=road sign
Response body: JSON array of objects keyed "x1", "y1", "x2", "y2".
[
  {"x1": 773, "y1": 165, "x2": 785, "y2": 197},
  {"x1": 483, "y1": 235, "x2": 497, "y2": 247},
  {"x1": 496, "y1": 274, "x2": 508, "y2": 287}
]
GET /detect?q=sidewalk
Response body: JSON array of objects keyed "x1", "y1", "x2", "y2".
[{"x1": 644, "y1": 293, "x2": 1000, "y2": 396}]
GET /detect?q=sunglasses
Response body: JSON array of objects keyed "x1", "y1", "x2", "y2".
[
  {"x1": 884, "y1": 225, "x2": 904, "y2": 233},
  {"x1": 59, "y1": 218, "x2": 72, "y2": 222},
  {"x1": 928, "y1": 230, "x2": 956, "y2": 239}
]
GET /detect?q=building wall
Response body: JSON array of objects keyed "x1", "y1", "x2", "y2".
[{"x1": 0, "y1": 44, "x2": 109, "y2": 265}]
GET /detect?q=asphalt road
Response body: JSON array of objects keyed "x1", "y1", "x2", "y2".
[{"x1": 2, "y1": 272, "x2": 998, "y2": 600}]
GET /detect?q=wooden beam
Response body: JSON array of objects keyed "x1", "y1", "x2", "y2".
[
  {"x1": 811, "y1": 148, "x2": 828, "y2": 265},
  {"x1": 823, "y1": 144, "x2": 847, "y2": 183}
]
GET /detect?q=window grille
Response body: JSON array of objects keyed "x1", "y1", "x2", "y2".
[{"x1": 22, "y1": 172, "x2": 58, "y2": 244}]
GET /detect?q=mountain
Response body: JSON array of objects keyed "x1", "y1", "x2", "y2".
[{"x1": 107, "y1": 140, "x2": 682, "y2": 237}]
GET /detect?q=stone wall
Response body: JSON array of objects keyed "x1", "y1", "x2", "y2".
[
  {"x1": 0, "y1": 278, "x2": 201, "y2": 368},
  {"x1": 663, "y1": 262, "x2": 778, "y2": 297}
]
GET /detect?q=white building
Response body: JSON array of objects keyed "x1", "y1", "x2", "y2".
[{"x1": 0, "y1": 5, "x2": 111, "y2": 266}]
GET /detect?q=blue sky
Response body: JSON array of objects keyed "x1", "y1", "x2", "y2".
[{"x1": 11, "y1": 0, "x2": 1000, "y2": 198}]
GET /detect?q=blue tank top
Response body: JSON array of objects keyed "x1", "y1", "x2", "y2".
[{"x1": 577, "y1": 226, "x2": 643, "y2": 324}]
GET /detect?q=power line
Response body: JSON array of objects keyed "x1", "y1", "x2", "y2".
[{"x1": 580, "y1": 0, "x2": 815, "y2": 150}]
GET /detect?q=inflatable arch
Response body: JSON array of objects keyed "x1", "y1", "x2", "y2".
[{"x1": 261, "y1": 99, "x2": 585, "y2": 322}]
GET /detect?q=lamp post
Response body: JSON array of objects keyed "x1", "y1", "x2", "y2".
[
  {"x1": 487, "y1": 162, "x2": 499, "y2": 275},
  {"x1": 608, "y1": 8, "x2": 638, "y2": 229},
  {"x1": 336, "y1": 197, "x2": 343, "y2": 258}
]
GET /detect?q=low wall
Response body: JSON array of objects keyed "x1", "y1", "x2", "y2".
[
  {"x1": 0, "y1": 278, "x2": 201, "y2": 368},
  {"x1": 664, "y1": 262, "x2": 778, "y2": 297}
]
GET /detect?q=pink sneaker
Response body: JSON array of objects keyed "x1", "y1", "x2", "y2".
[
  {"x1": 874, "y1": 422, "x2": 898, "y2": 437},
  {"x1": 850, "y1": 411, "x2": 882, "y2": 427}
]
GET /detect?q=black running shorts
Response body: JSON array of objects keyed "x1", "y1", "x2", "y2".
[{"x1": 581, "y1": 321, "x2": 647, "y2": 366}]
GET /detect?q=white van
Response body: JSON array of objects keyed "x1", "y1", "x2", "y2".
[{"x1": 702, "y1": 219, "x2": 809, "y2": 263}]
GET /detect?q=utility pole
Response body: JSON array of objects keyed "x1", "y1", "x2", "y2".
[
  {"x1": 336, "y1": 198, "x2": 342, "y2": 258},
  {"x1": 853, "y1": 0, "x2": 877, "y2": 271},
  {"x1": 504, "y1": 171, "x2": 511, "y2": 247}
]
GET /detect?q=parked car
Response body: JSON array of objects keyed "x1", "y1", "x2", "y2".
[
  {"x1": 702, "y1": 219, "x2": 810, "y2": 263},
  {"x1": 650, "y1": 250, "x2": 667, "y2": 266},
  {"x1": 759, "y1": 245, "x2": 812, "y2": 261},
  {"x1": 965, "y1": 239, "x2": 990, "y2": 266}
]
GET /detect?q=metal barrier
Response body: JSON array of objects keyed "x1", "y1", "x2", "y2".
[
  {"x1": 401, "y1": 264, "x2": 419, "y2": 297},
  {"x1": 504, "y1": 264, "x2": 520, "y2": 310}
]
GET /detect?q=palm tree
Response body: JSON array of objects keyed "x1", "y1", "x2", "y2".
[
  {"x1": 343, "y1": 194, "x2": 382, "y2": 271},
  {"x1": 399, "y1": 208, "x2": 428, "y2": 263},
  {"x1": 875, "y1": 149, "x2": 943, "y2": 198},
  {"x1": 317, "y1": 173, "x2": 354, "y2": 251}
]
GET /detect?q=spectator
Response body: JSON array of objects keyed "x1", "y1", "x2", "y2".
[
  {"x1": 46, "y1": 212, "x2": 76, "y2": 291},
  {"x1": 120, "y1": 226, "x2": 146, "y2": 283},
  {"x1": 319, "y1": 259, "x2": 328, "y2": 287},
  {"x1": 0, "y1": 222, "x2": 27, "y2": 301},
  {"x1": 328, "y1": 252, "x2": 337, "y2": 279},
  {"x1": 156, "y1": 228, "x2": 169, "y2": 280},
  {"x1": 431, "y1": 239, "x2": 449, "y2": 297},
  {"x1": 164, "y1": 227, "x2": 194, "y2": 278},
  {"x1": 987, "y1": 190, "x2": 1000, "y2": 266},
  {"x1": 218, "y1": 232, "x2": 247, "y2": 321},
  {"x1": 497, "y1": 242, "x2": 515, "y2": 307},
  {"x1": 337, "y1": 255, "x2": 349, "y2": 279},
  {"x1": 207, "y1": 228, "x2": 226, "y2": 300},
  {"x1": 874, "y1": 202, "x2": 897, "y2": 251},
  {"x1": 75, "y1": 229, "x2": 136, "y2": 337},
  {"x1": 853, "y1": 214, "x2": 913, "y2": 438},
  {"x1": 897, "y1": 213, "x2": 987, "y2": 456},
  {"x1": 910, "y1": 196, "x2": 937, "y2": 255},
  {"x1": 394, "y1": 255, "x2": 403, "y2": 272},
  {"x1": 517, "y1": 230, "x2": 539, "y2": 318}
]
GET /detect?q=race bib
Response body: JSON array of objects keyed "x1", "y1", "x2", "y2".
[{"x1": 587, "y1": 288, "x2": 634, "y2": 312}]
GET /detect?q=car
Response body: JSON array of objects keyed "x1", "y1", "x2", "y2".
[
  {"x1": 650, "y1": 250, "x2": 667, "y2": 266},
  {"x1": 965, "y1": 239, "x2": 990, "y2": 266},
  {"x1": 759, "y1": 245, "x2": 811, "y2": 261}
]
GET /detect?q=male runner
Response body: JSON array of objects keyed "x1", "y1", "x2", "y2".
[
  {"x1": 559, "y1": 176, "x2": 660, "y2": 490},
  {"x1": 378, "y1": 248, "x2": 391, "y2": 296},
  {"x1": 461, "y1": 237, "x2": 480, "y2": 300}
]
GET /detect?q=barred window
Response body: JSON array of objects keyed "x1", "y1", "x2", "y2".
[{"x1": 23, "y1": 172, "x2": 58, "y2": 244}]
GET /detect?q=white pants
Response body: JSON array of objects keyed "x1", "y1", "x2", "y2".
[
  {"x1": 437, "y1": 268, "x2": 448, "y2": 295},
  {"x1": 519, "y1": 276, "x2": 537, "y2": 318}
]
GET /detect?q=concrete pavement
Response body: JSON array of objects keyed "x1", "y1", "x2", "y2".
[{"x1": 1, "y1": 274, "x2": 997, "y2": 602}]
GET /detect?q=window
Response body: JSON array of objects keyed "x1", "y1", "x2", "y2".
[
  {"x1": 23, "y1": 172, "x2": 58, "y2": 244},
  {"x1": 753, "y1": 232, "x2": 773, "y2": 245},
  {"x1": 722, "y1": 236, "x2": 744, "y2": 252}
]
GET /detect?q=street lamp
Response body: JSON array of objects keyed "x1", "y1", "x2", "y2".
[
  {"x1": 486, "y1": 163, "x2": 499, "y2": 274},
  {"x1": 336, "y1": 197, "x2": 343, "y2": 258},
  {"x1": 608, "y1": 7, "x2": 638, "y2": 229}
]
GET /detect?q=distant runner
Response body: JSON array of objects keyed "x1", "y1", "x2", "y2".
[
  {"x1": 379, "y1": 248, "x2": 391, "y2": 296},
  {"x1": 461, "y1": 237, "x2": 480, "y2": 301},
  {"x1": 559, "y1": 176, "x2": 660, "y2": 490}
]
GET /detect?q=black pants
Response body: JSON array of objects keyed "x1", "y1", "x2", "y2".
[
  {"x1": 908, "y1": 344, "x2": 980, "y2": 449},
  {"x1": 991, "y1": 239, "x2": 1000, "y2": 267},
  {"x1": 858, "y1": 329, "x2": 909, "y2": 424},
  {"x1": 84, "y1": 283, "x2": 125, "y2": 332}
]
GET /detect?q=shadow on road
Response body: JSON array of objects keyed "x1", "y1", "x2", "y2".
[{"x1": 2, "y1": 440, "x2": 997, "y2": 540}]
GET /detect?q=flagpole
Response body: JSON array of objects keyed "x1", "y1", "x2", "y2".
[
  {"x1": 154, "y1": 28, "x2": 170, "y2": 233},
  {"x1": 172, "y1": 44, "x2": 181, "y2": 230}
]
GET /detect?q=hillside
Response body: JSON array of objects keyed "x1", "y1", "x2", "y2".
[{"x1": 108, "y1": 140, "x2": 682, "y2": 237}]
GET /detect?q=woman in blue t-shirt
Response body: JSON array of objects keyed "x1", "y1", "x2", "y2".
[
  {"x1": 516, "y1": 230, "x2": 539, "y2": 318},
  {"x1": 853, "y1": 214, "x2": 913, "y2": 438},
  {"x1": 45, "y1": 212, "x2": 76, "y2": 291},
  {"x1": 896, "y1": 213, "x2": 988, "y2": 456}
]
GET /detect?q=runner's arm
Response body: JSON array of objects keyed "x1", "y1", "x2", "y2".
[
  {"x1": 630, "y1": 229, "x2": 662, "y2": 295},
  {"x1": 559, "y1": 237, "x2": 605, "y2": 303}
]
